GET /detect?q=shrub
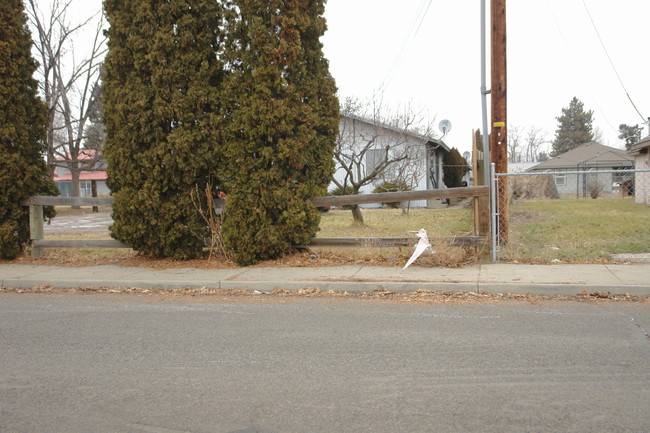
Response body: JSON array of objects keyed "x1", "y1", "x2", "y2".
[
  {"x1": 587, "y1": 180, "x2": 604, "y2": 199},
  {"x1": 509, "y1": 174, "x2": 559, "y2": 202},
  {"x1": 328, "y1": 186, "x2": 354, "y2": 210},
  {"x1": 328, "y1": 186, "x2": 353, "y2": 196},
  {"x1": 372, "y1": 181, "x2": 412, "y2": 208},
  {"x1": 102, "y1": 0, "x2": 228, "y2": 259},
  {"x1": 0, "y1": 0, "x2": 58, "y2": 259},
  {"x1": 221, "y1": 0, "x2": 339, "y2": 265},
  {"x1": 442, "y1": 147, "x2": 470, "y2": 188}
]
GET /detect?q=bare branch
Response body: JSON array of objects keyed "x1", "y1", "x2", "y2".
[
  {"x1": 333, "y1": 97, "x2": 436, "y2": 195},
  {"x1": 27, "y1": 0, "x2": 107, "y2": 199}
]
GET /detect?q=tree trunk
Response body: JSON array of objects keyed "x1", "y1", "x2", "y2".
[
  {"x1": 351, "y1": 205, "x2": 364, "y2": 223},
  {"x1": 91, "y1": 180, "x2": 98, "y2": 213},
  {"x1": 70, "y1": 168, "x2": 81, "y2": 209}
]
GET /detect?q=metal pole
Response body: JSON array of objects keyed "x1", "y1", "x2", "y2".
[
  {"x1": 491, "y1": 163, "x2": 498, "y2": 261},
  {"x1": 480, "y1": 0, "x2": 491, "y2": 188}
]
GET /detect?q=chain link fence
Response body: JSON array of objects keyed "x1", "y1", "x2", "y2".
[{"x1": 493, "y1": 169, "x2": 650, "y2": 262}]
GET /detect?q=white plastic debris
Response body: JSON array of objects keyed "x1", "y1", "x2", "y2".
[{"x1": 403, "y1": 228, "x2": 435, "y2": 270}]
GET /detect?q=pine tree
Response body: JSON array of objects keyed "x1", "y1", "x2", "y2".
[
  {"x1": 103, "y1": 0, "x2": 228, "y2": 259},
  {"x1": 221, "y1": 0, "x2": 339, "y2": 265},
  {"x1": 618, "y1": 123, "x2": 643, "y2": 150},
  {"x1": 551, "y1": 97, "x2": 594, "y2": 156},
  {"x1": 0, "y1": 0, "x2": 58, "y2": 259}
]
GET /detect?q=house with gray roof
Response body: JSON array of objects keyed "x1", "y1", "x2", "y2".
[{"x1": 528, "y1": 142, "x2": 634, "y2": 198}]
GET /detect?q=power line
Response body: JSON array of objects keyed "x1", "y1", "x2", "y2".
[
  {"x1": 581, "y1": 0, "x2": 646, "y2": 122},
  {"x1": 544, "y1": 0, "x2": 618, "y2": 136},
  {"x1": 373, "y1": 0, "x2": 433, "y2": 98}
]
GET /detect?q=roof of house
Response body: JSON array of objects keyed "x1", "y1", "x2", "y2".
[
  {"x1": 53, "y1": 170, "x2": 107, "y2": 182},
  {"x1": 55, "y1": 149, "x2": 101, "y2": 162},
  {"x1": 629, "y1": 135, "x2": 650, "y2": 156},
  {"x1": 529, "y1": 142, "x2": 633, "y2": 171},
  {"x1": 342, "y1": 113, "x2": 450, "y2": 152}
]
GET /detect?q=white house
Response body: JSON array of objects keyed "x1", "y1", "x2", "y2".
[
  {"x1": 629, "y1": 135, "x2": 650, "y2": 205},
  {"x1": 331, "y1": 113, "x2": 450, "y2": 208}
]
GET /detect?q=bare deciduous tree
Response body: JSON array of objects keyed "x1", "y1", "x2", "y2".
[
  {"x1": 509, "y1": 124, "x2": 550, "y2": 163},
  {"x1": 332, "y1": 98, "x2": 435, "y2": 222},
  {"x1": 508, "y1": 125, "x2": 523, "y2": 163},
  {"x1": 27, "y1": 0, "x2": 106, "y2": 201},
  {"x1": 524, "y1": 126, "x2": 548, "y2": 162}
]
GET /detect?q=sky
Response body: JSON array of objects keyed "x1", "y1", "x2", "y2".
[
  {"x1": 321, "y1": 0, "x2": 649, "y2": 155},
  {"x1": 39, "y1": 0, "x2": 650, "y2": 157}
]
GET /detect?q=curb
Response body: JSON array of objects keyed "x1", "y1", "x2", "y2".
[{"x1": 3, "y1": 278, "x2": 650, "y2": 297}]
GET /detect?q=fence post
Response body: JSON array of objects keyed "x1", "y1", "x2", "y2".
[
  {"x1": 29, "y1": 204, "x2": 44, "y2": 259},
  {"x1": 474, "y1": 192, "x2": 491, "y2": 260},
  {"x1": 476, "y1": 194, "x2": 490, "y2": 236}
]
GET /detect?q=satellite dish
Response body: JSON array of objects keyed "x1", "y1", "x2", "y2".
[
  {"x1": 462, "y1": 151, "x2": 471, "y2": 161},
  {"x1": 439, "y1": 119, "x2": 452, "y2": 135}
]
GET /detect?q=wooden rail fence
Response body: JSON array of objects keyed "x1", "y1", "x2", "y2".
[{"x1": 22, "y1": 186, "x2": 490, "y2": 258}]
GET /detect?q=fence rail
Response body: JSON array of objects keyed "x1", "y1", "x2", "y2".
[{"x1": 22, "y1": 186, "x2": 490, "y2": 258}]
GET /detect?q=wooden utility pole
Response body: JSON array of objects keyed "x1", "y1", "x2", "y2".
[{"x1": 491, "y1": 0, "x2": 508, "y2": 243}]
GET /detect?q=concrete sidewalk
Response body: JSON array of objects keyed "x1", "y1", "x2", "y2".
[{"x1": 1, "y1": 262, "x2": 649, "y2": 296}]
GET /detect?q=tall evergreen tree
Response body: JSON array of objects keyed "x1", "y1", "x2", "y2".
[
  {"x1": 551, "y1": 97, "x2": 594, "y2": 156},
  {"x1": 103, "y1": 0, "x2": 228, "y2": 259},
  {"x1": 222, "y1": 0, "x2": 339, "y2": 265},
  {"x1": 618, "y1": 123, "x2": 643, "y2": 150},
  {"x1": 0, "y1": 0, "x2": 58, "y2": 259}
]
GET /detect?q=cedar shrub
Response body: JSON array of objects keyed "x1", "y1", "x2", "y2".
[
  {"x1": 102, "y1": 0, "x2": 228, "y2": 259},
  {"x1": 221, "y1": 0, "x2": 339, "y2": 265},
  {"x1": 442, "y1": 147, "x2": 470, "y2": 188},
  {"x1": 0, "y1": 0, "x2": 58, "y2": 259}
]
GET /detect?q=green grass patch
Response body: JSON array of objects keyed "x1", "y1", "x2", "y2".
[
  {"x1": 317, "y1": 208, "x2": 475, "y2": 238},
  {"x1": 503, "y1": 198, "x2": 650, "y2": 262}
]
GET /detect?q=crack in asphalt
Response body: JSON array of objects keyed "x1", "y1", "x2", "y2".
[{"x1": 620, "y1": 313, "x2": 650, "y2": 345}]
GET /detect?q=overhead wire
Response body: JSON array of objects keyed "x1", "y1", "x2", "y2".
[
  {"x1": 373, "y1": 0, "x2": 433, "y2": 99},
  {"x1": 544, "y1": 0, "x2": 618, "y2": 136},
  {"x1": 580, "y1": 0, "x2": 646, "y2": 123}
]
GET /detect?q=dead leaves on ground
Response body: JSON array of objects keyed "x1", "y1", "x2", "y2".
[{"x1": 2, "y1": 284, "x2": 648, "y2": 305}]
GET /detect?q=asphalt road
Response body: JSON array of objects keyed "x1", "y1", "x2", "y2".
[{"x1": 1, "y1": 294, "x2": 649, "y2": 433}]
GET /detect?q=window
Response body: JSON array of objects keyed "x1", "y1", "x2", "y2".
[
  {"x1": 80, "y1": 181, "x2": 93, "y2": 197},
  {"x1": 366, "y1": 149, "x2": 384, "y2": 174},
  {"x1": 554, "y1": 172, "x2": 566, "y2": 186},
  {"x1": 366, "y1": 148, "x2": 394, "y2": 179},
  {"x1": 56, "y1": 181, "x2": 71, "y2": 197}
]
